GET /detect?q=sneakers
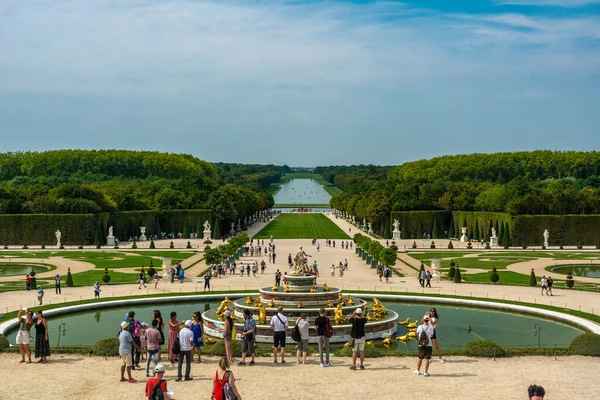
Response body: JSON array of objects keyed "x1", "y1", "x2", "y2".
[
  {"x1": 359, "y1": 365, "x2": 365, "y2": 370},
  {"x1": 414, "y1": 370, "x2": 420, "y2": 375},
  {"x1": 349, "y1": 365, "x2": 356, "y2": 370},
  {"x1": 327, "y1": 362, "x2": 333, "y2": 367},
  {"x1": 439, "y1": 358, "x2": 445, "y2": 363},
  {"x1": 238, "y1": 362, "x2": 246, "y2": 366},
  {"x1": 424, "y1": 372, "x2": 430, "y2": 377},
  {"x1": 249, "y1": 361, "x2": 255, "y2": 366},
  {"x1": 320, "y1": 363, "x2": 324, "y2": 367},
  {"x1": 128, "y1": 378, "x2": 137, "y2": 383}
]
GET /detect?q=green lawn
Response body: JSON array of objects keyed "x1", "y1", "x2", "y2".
[
  {"x1": 253, "y1": 214, "x2": 350, "y2": 239},
  {"x1": 314, "y1": 177, "x2": 344, "y2": 198}
]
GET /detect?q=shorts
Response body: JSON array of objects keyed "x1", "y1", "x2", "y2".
[
  {"x1": 418, "y1": 346, "x2": 433, "y2": 360},
  {"x1": 352, "y1": 337, "x2": 365, "y2": 352},
  {"x1": 242, "y1": 338, "x2": 255, "y2": 354},
  {"x1": 298, "y1": 339, "x2": 309, "y2": 352},
  {"x1": 121, "y1": 354, "x2": 133, "y2": 367},
  {"x1": 431, "y1": 330, "x2": 437, "y2": 340},
  {"x1": 223, "y1": 333, "x2": 232, "y2": 343},
  {"x1": 273, "y1": 331, "x2": 286, "y2": 348},
  {"x1": 541, "y1": 285, "x2": 547, "y2": 289},
  {"x1": 16, "y1": 331, "x2": 31, "y2": 345}
]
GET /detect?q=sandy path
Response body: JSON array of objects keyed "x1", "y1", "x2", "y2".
[{"x1": 0, "y1": 352, "x2": 597, "y2": 400}]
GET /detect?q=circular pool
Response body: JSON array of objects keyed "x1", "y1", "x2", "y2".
[
  {"x1": 3, "y1": 298, "x2": 585, "y2": 350},
  {"x1": 551, "y1": 264, "x2": 600, "y2": 278},
  {"x1": 0, "y1": 263, "x2": 50, "y2": 277}
]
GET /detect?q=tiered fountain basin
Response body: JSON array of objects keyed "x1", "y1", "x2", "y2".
[{"x1": 202, "y1": 274, "x2": 398, "y2": 344}]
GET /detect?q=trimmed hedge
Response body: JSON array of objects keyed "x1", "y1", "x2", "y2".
[
  {"x1": 569, "y1": 333, "x2": 600, "y2": 356},
  {"x1": 92, "y1": 338, "x2": 120, "y2": 357},
  {"x1": 0, "y1": 334, "x2": 9, "y2": 352},
  {"x1": 0, "y1": 210, "x2": 212, "y2": 245},
  {"x1": 463, "y1": 340, "x2": 506, "y2": 358}
]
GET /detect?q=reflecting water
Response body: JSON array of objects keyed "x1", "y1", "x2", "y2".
[
  {"x1": 552, "y1": 265, "x2": 600, "y2": 278},
  {"x1": 274, "y1": 179, "x2": 331, "y2": 205},
  {"x1": 5, "y1": 300, "x2": 583, "y2": 349},
  {"x1": 0, "y1": 264, "x2": 48, "y2": 277}
]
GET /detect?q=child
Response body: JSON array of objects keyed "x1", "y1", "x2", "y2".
[{"x1": 140, "y1": 322, "x2": 148, "y2": 361}]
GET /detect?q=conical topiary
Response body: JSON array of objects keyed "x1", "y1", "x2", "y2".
[
  {"x1": 149, "y1": 240, "x2": 155, "y2": 249},
  {"x1": 102, "y1": 268, "x2": 111, "y2": 284},
  {"x1": 448, "y1": 217, "x2": 455, "y2": 239},
  {"x1": 529, "y1": 268, "x2": 537, "y2": 286},
  {"x1": 417, "y1": 219, "x2": 423, "y2": 239},
  {"x1": 448, "y1": 241, "x2": 454, "y2": 249},
  {"x1": 66, "y1": 267, "x2": 74, "y2": 287},
  {"x1": 453, "y1": 266, "x2": 462, "y2": 283}
]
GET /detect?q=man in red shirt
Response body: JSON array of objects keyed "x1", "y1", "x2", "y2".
[{"x1": 145, "y1": 364, "x2": 174, "y2": 400}]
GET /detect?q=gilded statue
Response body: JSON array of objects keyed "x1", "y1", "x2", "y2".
[
  {"x1": 298, "y1": 301, "x2": 303, "y2": 308},
  {"x1": 334, "y1": 302, "x2": 347, "y2": 324},
  {"x1": 283, "y1": 284, "x2": 290, "y2": 292},
  {"x1": 245, "y1": 295, "x2": 254, "y2": 305},
  {"x1": 322, "y1": 283, "x2": 329, "y2": 292},
  {"x1": 309, "y1": 285, "x2": 317, "y2": 293},
  {"x1": 216, "y1": 297, "x2": 233, "y2": 318},
  {"x1": 272, "y1": 283, "x2": 279, "y2": 291},
  {"x1": 267, "y1": 299, "x2": 275, "y2": 308},
  {"x1": 253, "y1": 303, "x2": 267, "y2": 324},
  {"x1": 346, "y1": 295, "x2": 354, "y2": 306}
]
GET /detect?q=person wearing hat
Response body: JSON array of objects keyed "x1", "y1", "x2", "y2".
[
  {"x1": 119, "y1": 321, "x2": 142, "y2": 383},
  {"x1": 145, "y1": 364, "x2": 175, "y2": 400},
  {"x1": 414, "y1": 314, "x2": 435, "y2": 377},
  {"x1": 176, "y1": 320, "x2": 195, "y2": 382},
  {"x1": 349, "y1": 308, "x2": 366, "y2": 370}
]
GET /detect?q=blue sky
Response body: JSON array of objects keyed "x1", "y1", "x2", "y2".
[{"x1": 0, "y1": 0, "x2": 599, "y2": 166}]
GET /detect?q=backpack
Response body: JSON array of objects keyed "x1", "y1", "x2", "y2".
[
  {"x1": 418, "y1": 326, "x2": 430, "y2": 348},
  {"x1": 222, "y1": 371, "x2": 238, "y2": 400},
  {"x1": 172, "y1": 336, "x2": 180, "y2": 355},
  {"x1": 291, "y1": 324, "x2": 301, "y2": 342},
  {"x1": 324, "y1": 318, "x2": 333, "y2": 339},
  {"x1": 150, "y1": 379, "x2": 165, "y2": 400}
]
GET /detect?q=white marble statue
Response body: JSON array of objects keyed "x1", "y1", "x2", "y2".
[
  {"x1": 55, "y1": 230, "x2": 61, "y2": 247},
  {"x1": 543, "y1": 229, "x2": 549, "y2": 248},
  {"x1": 203, "y1": 220, "x2": 211, "y2": 232},
  {"x1": 460, "y1": 227, "x2": 468, "y2": 242},
  {"x1": 393, "y1": 219, "x2": 400, "y2": 232},
  {"x1": 491, "y1": 227, "x2": 497, "y2": 238},
  {"x1": 108, "y1": 226, "x2": 114, "y2": 237}
]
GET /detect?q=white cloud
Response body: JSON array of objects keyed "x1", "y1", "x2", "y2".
[{"x1": 495, "y1": 0, "x2": 600, "y2": 7}]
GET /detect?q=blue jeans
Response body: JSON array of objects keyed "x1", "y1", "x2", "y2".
[{"x1": 146, "y1": 349, "x2": 159, "y2": 376}]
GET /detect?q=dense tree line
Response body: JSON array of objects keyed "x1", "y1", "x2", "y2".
[
  {"x1": 215, "y1": 163, "x2": 289, "y2": 192},
  {"x1": 315, "y1": 165, "x2": 390, "y2": 194},
  {"x1": 329, "y1": 151, "x2": 600, "y2": 225},
  {"x1": 0, "y1": 150, "x2": 273, "y2": 219}
]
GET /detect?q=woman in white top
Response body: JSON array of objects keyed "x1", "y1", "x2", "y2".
[
  {"x1": 428, "y1": 308, "x2": 444, "y2": 362},
  {"x1": 296, "y1": 313, "x2": 310, "y2": 364}
]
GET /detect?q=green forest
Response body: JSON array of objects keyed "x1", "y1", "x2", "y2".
[
  {"x1": 326, "y1": 151, "x2": 600, "y2": 237},
  {"x1": 0, "y1": 151, "x2": 275, "y2": 222}
]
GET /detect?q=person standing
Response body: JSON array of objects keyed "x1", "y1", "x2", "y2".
[
  {"x1": 426, "y1": 271, "x2": 432, "y2": 288},
  {"x1": 168, "y1": 312, "x2": 181, "y2": 364},
  {"x1": 211, "y1": 357, "x2": 242, "y2": 400},
  {"x1": 145, "y1": 364, "x2": 175, "y2": 400},
  {"x1": 419, "y1": 268, "x2": 426, "y2": 287},
  {"x1": 54, "y1": 274, "x2": 61, "y2": 295},
  {"x1": 16, "y1": 308, "x2": 33, "y2": 363},
  {"x1": 414, "y1": 315, "x2": 435, "y2": 376},
  {"x1": 119, "y1": 321, "x2": 141, "y2": 383},
  {"x1": 152, "y1": 310, "x2": 165, "y2": 362},
  {"x1": 239, "y1": 309, "x2": 256, "y2": 366},
  {"x1": 428, "y1": 308, "x2": 444, "y2": 363},
  {"x1": 93, "y1": 281, "x2": 101, "y2": 298},
  {"x1": 315, "y1": 308, "x2": 332, "y2": 367},
  {"x1": 260, "y1": 260, "x2": 266, "y2": 274},
  {"x1": 176, "y1": 320, "x2": 194, "y2": 381},
  {"x1": 145, "y1": 319, "x2": 162, "y2": 377},
  {"x1": 378, "y1": 267, "x2": 383, "y2": 283},
  {"x1": 153, "y1": 272, "x2": 159, "y2": 289},
  {"x1": 275, "y1": 269, "x2": 281, "y2": 287},
  {"x1": 296, "y1": 313, "x2": 310, "y2": 364},
  {"x1": 25, "y1": 274, "x2": 31, "y2": 291},
  {"x1": 349, "y1": 308, "x2": 366, "y2": 370},
  {"x1": 272, "y1": 252, "x2": 276, "y2": 263},
  {"x1": 178, "y1": 268, "x2": 185, "y2": 283},
  {"x1": 34, "y1": 311, "x2": 50, "y2": 363},
  {"x1": 204, "y1": 272, "x2": 211, "y2": 292},
  {"x1": 312, "y1": 260, "x2": 319, "y2": 277},
  {"x1": 217, "y1": 310, "x2": 234, "y2": 364},
  {"x1": 330, "y1": 264, "x2": 335, "y2": 277},
  {"x1": 270, "y1": 306, "x2": 288, "y2": 364},
  {"x1": 191, "y1": 312, "x2": 203, "y2": 363},
  {"x1": 36, "y1": 286, "x2": 44, "y2": 305}
]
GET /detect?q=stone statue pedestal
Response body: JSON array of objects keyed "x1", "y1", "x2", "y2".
[
  {"x1": 393, "y1": 230, "x2": 401, "y2": 240},
  {"x1": 139, "y1": 226, "x2": 147, "y2": 241},
  {"x1": 490, "y1": 237, "x2": 498, "y2": 246},
  {"x1": 203, "y1": 230, "x2": 212, "y2": 240},
  {"x1": 107, "y1": 236, "x2": 115, "y2": 246},
  {"x1": 431, "y1": 258, "x2": 442, "y2": 279}
]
